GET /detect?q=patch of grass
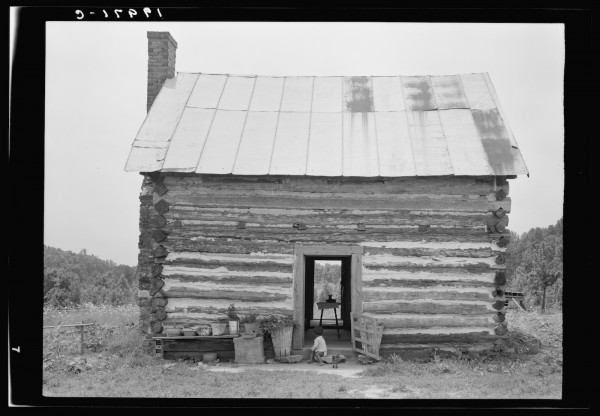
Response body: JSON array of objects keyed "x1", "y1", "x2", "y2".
[
  {"x1": 42, "y1": 305, "x2": 562, "y2": 399},
  {"x1": 44, "y1": 303, "x2": 137, "y2": 327}
]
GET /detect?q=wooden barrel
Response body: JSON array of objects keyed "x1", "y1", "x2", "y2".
[{"x1": 270, "y1": 326, "x2": 293, "y2": 358}]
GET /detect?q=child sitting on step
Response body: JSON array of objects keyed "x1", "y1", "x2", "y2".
[{"x1": 308, "y1": 326, "x2": 327, "y2": 365}]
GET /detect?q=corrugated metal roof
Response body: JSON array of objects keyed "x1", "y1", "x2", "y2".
[{"x1": 125, "y1": 72, "x2": 529, "y2": 176}]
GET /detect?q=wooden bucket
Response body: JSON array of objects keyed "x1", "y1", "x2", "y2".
[{"x1": 270, "y1": 326, "x2": 293, "y2": 358}]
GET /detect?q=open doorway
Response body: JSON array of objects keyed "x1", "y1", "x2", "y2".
[
  {"x1": 303, "y1": 256, "x2": 352, "y2": 348},
  {"x1": 292, "y1": 245, "x2": 363, "y2": 351}
]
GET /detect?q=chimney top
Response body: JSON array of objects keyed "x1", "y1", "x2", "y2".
[
  {"x1": 147, "y1": 31, "x2": 178, "y2": 48},
  {"x1": 146, "y1": 31, "x2": 177, "y2": 112}
]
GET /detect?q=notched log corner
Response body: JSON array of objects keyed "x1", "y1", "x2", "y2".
[
  {"x1": 496, "y1": 236, "x2": 510, "y2": 248},
  {"x1": 152, "y1": 229, "x2": 168, "y2": 243},
  {"x1": 154, "y1": 245, "x2": 168, "y2": 258},
  {"x1": 151, "y1": 321, "x2": 163, "y2": 334},
  {"x1": 154, "y1": 181, "x2": 168, "y2": 197},
  {"x1": 492, "y1": 300, "x2": 505, "y2": 311},
  {"x1": 154, "y1": 199, "x2": 170, "y2": 215},
  {"x1": 154, "y1": 308, "x2": 167, "y2": 321},
  {"x1": 494, "y1": 271, "x2": 507, "y2": 286},
  {"x1": 495, "y1": 188, "x2": 507, "y2": 201},
  {"x1": 152, "y1": 215, "x2": 167, "y2": 228}
]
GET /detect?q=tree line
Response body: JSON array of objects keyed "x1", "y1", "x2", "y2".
[
  {"x1": 506, "y1": 217, "x2": 563, "y2": 312},
  {"x1": 43, "y1": 245, "x2": 137, "y2": 307}
]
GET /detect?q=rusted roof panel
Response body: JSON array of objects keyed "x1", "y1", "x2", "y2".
[
  {"x1": 431, "y1": 75, "x2": 469, "y2": 109},
  {"x1": 306, "y1": 112, "x2": 343, "y2": 176},
  {"x1": 402, "y1": 76, "x2": 437, "y2": 111},
  {"x1": 196, "y1": 110, "x2": 246, "y2": 174},
  {"x1": 407, "y1": 111, "x2": 452, "y2": 176},
  {"x1": 439, "y1": 109, "x2": 493, "y2": 175},
  {"x1": 232, "y1": 111, "x2": 279, "y2": 175},
  {"x1": 344, "y1": 77, "x2": 374, "y2": 112},
  {"x1": 343, "y1": 112, "x2": 379, "y2": 176},
  {"x1": 471, "y1": 109, "x2": 522, "y2": 176},
  {"x1": 125, "y1": 72, "x2": 528, "y2": 176},
  {"x1": 269, "y1": 112, "x2": 310, "y2": 175}
]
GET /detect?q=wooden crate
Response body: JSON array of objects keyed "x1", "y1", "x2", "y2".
[{"x1": 350, "y1": 312, "x2": 384, "y2": 360}]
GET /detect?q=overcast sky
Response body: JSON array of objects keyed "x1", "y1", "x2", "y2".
[{"x1": 40, "y1": 22, "x2": 564, "y2": 266}]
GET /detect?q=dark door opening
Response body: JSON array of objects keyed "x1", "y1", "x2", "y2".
[{"x1": 304, "y1": 256, "x2": 351, "y2": 330}]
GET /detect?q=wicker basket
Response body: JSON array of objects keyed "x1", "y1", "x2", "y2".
[{"x1": 270, "y1": 326, "x2": 293, "y2": 358}]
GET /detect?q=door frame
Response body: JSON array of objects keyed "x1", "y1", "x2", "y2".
[{"x1": 292, "y1": 245, "x2": 363, "y2": 350}]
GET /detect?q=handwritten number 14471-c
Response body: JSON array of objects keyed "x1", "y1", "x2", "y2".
[{"x1": 75, "y1": 8, "x2": 162, "y2": 20}]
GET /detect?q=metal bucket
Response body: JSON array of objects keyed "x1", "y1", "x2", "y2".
[{"x1": 270, "y1": 326, "x2": 293, "y2": 358}]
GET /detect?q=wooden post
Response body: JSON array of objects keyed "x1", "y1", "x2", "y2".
[{"x1": 80, "y1": 322, "x2": 84, "y2": 355}]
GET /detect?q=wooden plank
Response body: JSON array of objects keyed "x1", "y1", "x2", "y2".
[
  {"x1": 161, "y1": 273, "x2": 292, "y2": 286},
  {"x1": 163, "y1": 286, "x2": 291, "y2": 302},
  {"x1": 162, "y1": 194, "x2": 511, "y2": 212},
  {"x1": 292, "y1": 251, "x2": 304, "y2": 350},
  {"x1": 351, "y1": 254, "x2": 363, "y2": 315},
  {"x1": 162, "y1": 175, "x2": 496, "y2": 195},
  {"x1": 363, "y1": 300, "x2": 494, "y2": 315},
  {"x1": 165, "y1": 230, "x2": 500, "y2": 245},
  {"x1": 371, "y1": 313, "x2": 494, "y2": 328},
  {"x1": 381, "y1": 332, "x2": 497, "y2": 345},
  {"x1": 161, "y1": 339, "x2": 234, "y2": 352},
  {"x1": 294, "y1": 245, "x2": 363, "y2": 256},
  {"x1": 164, "y1": 208, "x2": 489, "y2": 228},
  {"x1": 362, "y1": 287, "x2": 493, "y2": 302},
  {"x1": 162, "y1": 261, "x2": 293, "y2": 273}
]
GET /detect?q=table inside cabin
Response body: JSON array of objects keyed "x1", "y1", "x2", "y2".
[{"x1": 317, "y1": 301, "x2": 341, "y2": 339}]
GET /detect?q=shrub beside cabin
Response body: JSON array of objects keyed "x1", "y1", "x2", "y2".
[{"x1": 125, "y1": 32, "x2": 528, "y2": 357}]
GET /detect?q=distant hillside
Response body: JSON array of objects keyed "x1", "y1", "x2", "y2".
[{"x1": 43, "y1": 245, "x2": 137, "y2": 307}]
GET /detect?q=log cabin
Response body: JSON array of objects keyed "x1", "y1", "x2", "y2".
[{"x1": 125, "y1": 31, "x2": 529, "y2": 359}]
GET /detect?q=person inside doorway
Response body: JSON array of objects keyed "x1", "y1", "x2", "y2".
[{"x1": 308, "y1": 325, "x2": 327, "y2": 365}]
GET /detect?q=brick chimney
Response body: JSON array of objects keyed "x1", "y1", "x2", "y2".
[{"x1": 147, "y1": 31, "x2": 177, "y2": 112}]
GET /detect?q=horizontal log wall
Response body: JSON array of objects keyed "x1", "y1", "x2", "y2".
[{"x1": 137, "y1": 173, "x2": 511, "y2": 352}]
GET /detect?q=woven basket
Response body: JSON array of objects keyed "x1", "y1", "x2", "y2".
[{"x1": 270, "y1": 326, "x2": 293, "y2": 358}]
